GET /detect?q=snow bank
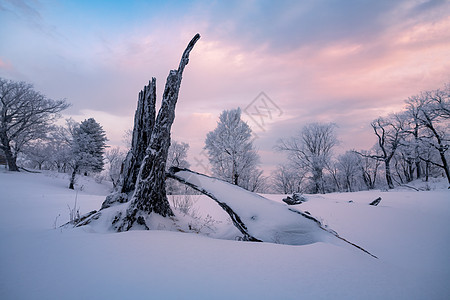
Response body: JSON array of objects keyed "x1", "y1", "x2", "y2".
[{"x1": 1, "y1": 170, "x2": 449, "y2": 299}]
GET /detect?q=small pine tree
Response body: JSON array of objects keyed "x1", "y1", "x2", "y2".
[{"x1": 69, "y1": 118, "x2": 107, "y2": 189}]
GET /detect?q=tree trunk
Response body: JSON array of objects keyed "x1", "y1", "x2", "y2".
[
  {"x1": 111, "y1": 34, "x2": 201, "y2": 231},
  {"x1": 3, "y1": 147, "x2": 19, "y2": 171},
  {"x1": 312, "y1": 167, "x2": 323, "y2": 194},
  {"x1": 346, "y1": 177, "x2": 352, "y2": 192},
  {"x1": 407, "y1": 161, "x2": 414, "y2": 182},
  {"x1": 438, "y1": 148, "x2": 450, "y2": 185},
  {"x1": 423, "y1": 115, "x2": 450, "y2": 184},
  {"x1": 0, "y1": 133, "x2": 19, "y2": 171},
  {"x1": 414, "y1": 125, "x2": 421, "y2": 179},
  {"x1": 385, "y1": 159, "x2": 394, "y2": 189},
  {"x1": 119, "y1": 79, "x2": 157, "y2": 194},
  {"x1": 69, "y1": 165, "x2": 78, "y2": 190},
  {"x1": 415, "y1": 160, "x2": 421, "y2": 179}
]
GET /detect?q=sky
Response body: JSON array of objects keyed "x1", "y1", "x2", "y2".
[{"x1": 1, "y1": 0, "x2": 449, "y2": 175}]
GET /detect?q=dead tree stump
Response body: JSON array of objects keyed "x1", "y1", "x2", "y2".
[
  {"x1": 120, "y1": 78, "x2": 156, "y2": 194},
  {"x1": 76, "y1": 34, "x2": 200, "y2": 231}
]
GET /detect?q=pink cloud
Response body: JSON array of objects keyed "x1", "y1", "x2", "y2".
[
  {"x1": 2, "y1": 0, "x2": 449, "y2": 173},
  {"x1": 0, "y1": 58, "x2": 13, "y2": 71}
]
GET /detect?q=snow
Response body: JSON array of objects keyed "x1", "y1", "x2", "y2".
[
  {"x1": 175, "y1": 170, "x2": 337, "y2": 246},
  {"x1": 1, "y1": 169, "x2": 450, "y2": 299}
]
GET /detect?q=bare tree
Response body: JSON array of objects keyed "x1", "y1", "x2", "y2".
[
  {"x1": 277, "y1": 122, "x2": 338, "y2": 194},
  {"x1": 336, "y1": 151, "x2": 361, "y2": 192},
  {"x1": 357, "y1": 115, "x2": 406, "y2": 189},
  {"x1": 271, "y1": 163, "x2": 306, "y2": 194},
  {"x1": 428, "y1": 83, "x2": 450, "y2": 119},
  {"x1": 0, "y1": 78, "x2": 69, "y2": 171},
  {"x1": 166, "y1": 140, "x2": 190, "y2": 195},
  {"x1": 49, "y1": 123, "x2": 74, "y2": 172},
  {"x1": 403, "y1": 97, "x2": 424, "y2": 180},
  {"x1": 325, "y1": 160, "x2": 341, "y2": 192},
  {"x1": 122, "y1": 129, "x2": 133, "y2": 150},
  {"x1": 240, "y1": 168, "x2": 268, "y2": 193},
  {"x1": 405, "y1": 87, "x2": 450, "y2": 184},
  {"x1": 105, "y1": 147, "x2": 126, "y2": 188},
  {"x1": 167, "y1": 140, "x2": 190, "y2": 169},
  {"x1": 355, "y1": 150, "x2": 380, "y2": 190},
  {"x1": 204, "y1": 108, "x2": 262, "y2": 189}
]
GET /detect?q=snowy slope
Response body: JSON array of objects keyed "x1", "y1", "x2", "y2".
[{"x1": 1, "y1": 170, "x2": 449, "y2": 299}]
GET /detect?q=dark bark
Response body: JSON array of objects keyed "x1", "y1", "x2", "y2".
[
  {"x1": 369, "y1": 197, "x2": 382, "y2": 206},
  {"x1": 169, "y1": 167, "x2": 377, "y2": 258},
  {"x1": 385, "y1": 159, "x2": 394, "y2": 189},
  {"x1": 1, "y1": 144, "x2": 18, "y2": 171},
  {"x1": 366, "y1": 119, "x2": 400, "y2": 189},
  {"x1": 424, "y1": 119, "x2": 450, "y2": 184},
  {"x1": 69, "y1": 165, "x2": 78, "y2": 190},
  {"x1": 1, "y1": 78, "x2": 69, "y2": 172},
  {"x1": 108, "y1": 34, "x2": 200, "y2": 231},
  {"x1": 415, "y1": 160, "x2": 422, "y2": 179},
  {"x1": 282, "y1": 193, "x2": 305, "y2": 205},
  {"x1": 120, "y1": 79, "x2": 157, "y2": 194},
  {"x1": 0, "y1": 130, "x2": 18, "y2": 171},
  {"x1": 412, "y1": 123, "x2": 422, "y2": 179},
  {"x1": 167, "y1": 167, "x2": 261, "y2": 241}
]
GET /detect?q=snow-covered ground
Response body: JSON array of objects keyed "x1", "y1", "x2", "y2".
[{"x1": 0, "y1": 170, "x2": 449, "y2": 299}]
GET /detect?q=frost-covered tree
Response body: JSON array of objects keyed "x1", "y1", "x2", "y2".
[
  {"x1": 49, "y1": 123, "x2": 74, "y2": 172},
  {"x1": 357, "y1": 115, "x2": 406, "y2": 189},
  {"x1": 405, "y1": 87, "x2": 450, "y2": 184},
  {"x1": 122, "y1": 129, "x2": 133, "y2": 150},
  {"x1": 277, "y1": 122, "x2": 338, "y2": 194},
  {"x1": 204, "y1": 108, "x2": 262, "y2": 189},
  {"x1": 240, "y1": 168, "x2": 268, "y2": 193},
  {"x1": 68, "y1": 118, "x2": 107, "y2": 189},
  {"x1": 358, "y1": 151, "x2": 379, "y2": 190},
  {"x1": 167, "y1": 140, "x2": 190, "y2": 169},
  {"x1": 271, "y1": 163, "x2": 306, "y2": 194},
  {"x1": 166, "y1": 140, "x2": 190, "y2": 194},
  {"x1": 105, "y1": 147, "x2": 126, "y2": 189},
  {"x1": 21, "y1": 139, "x2": 54, "y2": 170},
  {"x1": 0, "y1": 77, "x2": 69, "y2": 171},
  {"x1": 336, "y1": 151, "x2": 361, "y2": 192}
]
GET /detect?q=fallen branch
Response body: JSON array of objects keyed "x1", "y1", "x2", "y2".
[
  {"x1": 369, "y1": 197, "x2": 382, "y2": 206},
  {"x1": 19, "y1": 167, "x2": 41, "y2": 173},
  {"x1": 168, "y1": 167, "x2": 378, "y2": 258},
  {"x1": 167, "y1": 167, "x2": 261, "y2": 242},
  {"x1": 399, "y1": 184, "x2": 420, "y2": 191}
]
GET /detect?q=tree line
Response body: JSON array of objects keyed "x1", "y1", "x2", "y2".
[
  {"x1": 0, "y1": 77, "x2": 191, "y2": 193},
  {"x1": 0, "y1": 77, "x2": 107, "y2": 188},
  {"x1": 203, "y1": 83, "x2": 449, "y2": 194},
  {"x1": 1, "y1": 76, "x2": 448, "y2": 194},
  {"x1": 273, "y1": 83, "x2": 449, "y2": 193}
]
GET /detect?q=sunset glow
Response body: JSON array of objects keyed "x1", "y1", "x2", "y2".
[{"x1": 1, "y1": 0, "x2": 449, "y2": 173}]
